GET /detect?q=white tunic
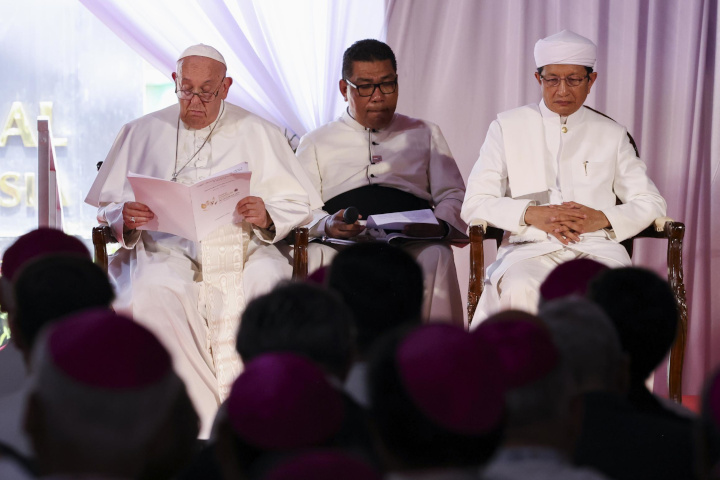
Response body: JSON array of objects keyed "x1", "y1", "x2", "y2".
[
  {"x1": 296, "y1": 111, "x2": 467, "y2": 323},
  {"x1": 461, "y1": 101, "x2": 666, "y2": 325},
  {"x1": 85, "y1": 102, "x2": 314, "y2": 437}
]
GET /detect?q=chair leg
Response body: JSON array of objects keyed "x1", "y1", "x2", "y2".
[
  {"x1": 92, "y1": 226, "x2": 110, "y2": 274},
  {"x1": 665, "y1": 222, "x2": 687, "y2": 403},
  {"x1": 292, "y1": 227, "x2": 309, "y2": 281},
  {"x1": 467, "y1": 225, "x2": 486, "y2": 326}
]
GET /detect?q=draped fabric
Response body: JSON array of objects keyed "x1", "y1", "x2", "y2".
[
  {"x1": 386, "y1": 0, "x2": 719, "y2": 395},
  {"x1": 78, "y1": 0, "x2": 387, "y2": 138}
]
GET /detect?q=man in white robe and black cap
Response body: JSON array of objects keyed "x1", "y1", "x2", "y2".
[
  {"x1": 461, "y1": 30, "x2": 666, "y2": 327},
  {"x1": 85, "y1": 44, "x2": 319, "y2": 437}
]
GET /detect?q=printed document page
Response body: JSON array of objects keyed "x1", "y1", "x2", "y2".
[
  {"x1": 366, "y1": 209, "x2": 438, "y2": 230},
  {"x1": 128, "y1": 163, "x2": 251, "y2": 242}
]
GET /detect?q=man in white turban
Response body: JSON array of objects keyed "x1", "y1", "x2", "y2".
[
  {"x1": 461, "y1": 30, "x2": 666, "y2": 327},
  {"x1": 85, "y1": 44, "x2": 317, "y2": 437}
]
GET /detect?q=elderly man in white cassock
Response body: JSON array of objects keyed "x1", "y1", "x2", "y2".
[
  {"x1": 461, "y1": 30, "x2": 666, "y2": 328},
  {"x1": 85, "y1": 44, "x2": 317, "y2": 437}
]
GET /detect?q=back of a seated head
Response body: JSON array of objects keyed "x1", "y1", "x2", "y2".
[
  {"x1": 14, "y1": 255, "x2": 114, "y2": 354},
  {"x1": 328, "y1": 243, "x2": 423, "y2": 354}
]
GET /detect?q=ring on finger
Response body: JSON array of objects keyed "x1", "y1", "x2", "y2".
[{"x1": 131, "y1": 216, "x2": 135, "y2": 223}]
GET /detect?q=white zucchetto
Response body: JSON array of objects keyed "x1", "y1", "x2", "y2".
[
  {"x1": 534, "y1": 30, "x2": 597, "y2": 69},
  {"x1": 178, "y1": 43, "x2": 226, "y2": 66}
]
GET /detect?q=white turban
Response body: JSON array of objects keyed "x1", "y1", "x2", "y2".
[
  {"x1": 178, "y1": 43, "x2": 226, "y2": 66},
  {"x1": 534, "y1": 30, "x2": 596, "y2": 69}
]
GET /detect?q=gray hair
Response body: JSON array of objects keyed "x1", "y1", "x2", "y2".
[{"x1": 539, "y1": 297, "x2": 624, "y2": 392}]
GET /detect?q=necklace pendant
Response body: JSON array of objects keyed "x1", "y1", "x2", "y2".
[{"x1": 171, "y1": 176, "x2": 177, "y2": 182}]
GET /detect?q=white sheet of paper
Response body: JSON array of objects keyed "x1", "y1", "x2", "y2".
[
  {"x1": 366, "y1": 209, "x2": 438, "y2": 230},
  {"x1": 128, "y1": 163, "x2": 251, "y2": 242}
]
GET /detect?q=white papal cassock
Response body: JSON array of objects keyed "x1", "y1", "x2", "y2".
[
  {"x1": 461, "y1": 100, "x2": 666, "y2": 328},
  {"x1": 85, "y1": 101, "x2": 316, "y2": 437}
]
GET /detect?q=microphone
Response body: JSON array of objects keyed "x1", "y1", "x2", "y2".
[{"x1": 342, "y1": 206, "x2": 359, "y2": 224}]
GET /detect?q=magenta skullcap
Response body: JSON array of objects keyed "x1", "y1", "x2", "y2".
[
  {"x1": 539, "y1": 258, "x2": 609, "y2": 302},
  {"x1": 2, "y1": 227, "x2": 90, "y2": 281},
  {"x1": 46, "y1": 308, "x2": 172, "y2": 389},
  {"x1": 227, "y1": 352, "x2": 345, "y2": 450},
  {"x1": 474, "y1": 311, "x2": 559, "y2": 389},
  {"x1": 263, "y1": 450, "x2": 382, "y2": 480},
  {"x1": 31, "y1": 307, "x2": 185, "y2": 454},
  {"x1": 396, "y1": 324, "x2": 505, "y2": 434}
]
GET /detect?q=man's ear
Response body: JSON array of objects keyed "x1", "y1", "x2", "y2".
[
  {"x1": 339, "y1": 79, "x2": 348, "y2": 101},
  {"x1": 587, "y1": 72, "x2": 598, "y2": 92},
  {"x1": 172, "y1": 72, "x2": 177, "y2": 82},
  {"x1": 534, "y1": 72, "x2": 543, "y2": 85}
]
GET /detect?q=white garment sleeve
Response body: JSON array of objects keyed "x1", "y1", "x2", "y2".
[
  {"x1": 426, "y1": 123, "x2": 467, "y2": 237},
  {"x1": 97, "y1": 202, "x2": 142, "y2": 249},
  {"x1": 599, "y1": 128, "x2": 667, "y2": 242},
  {"x1": 461, "y1": 120, "x2": 534, "y2": 233}
]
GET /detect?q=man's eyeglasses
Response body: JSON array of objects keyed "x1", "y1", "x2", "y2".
[
  {"x1": 539, "y1": 75, "x2": 589, "y2": 88},
  {"x1": 345, "y1": 78, "x2": 398, "y2": 97},
  {"x1": 175, "y1": 77, "x2": 225, "y2": 102}
]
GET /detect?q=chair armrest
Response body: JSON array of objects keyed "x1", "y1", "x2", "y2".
[
  {"x1": 469, "y1": 218, "x2": 488, "y2": 233},
  {"x1": 654, "y1": 216, "x2": 674, "y2": 232}
]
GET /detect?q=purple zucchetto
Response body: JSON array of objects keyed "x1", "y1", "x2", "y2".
[
  {"x1": 226, "y1": 352, "x2": 345, "y2": 450},
  {"x1": 2, "y1": 227, "x2": 89, "y2": 281},
  {"x1": 30, "y1": 308, "x2": 185, "y2": 450},
  {"x1": 474, "y1": 311, "x2": 559, "y2": 389},
  {"x1": 396, "y1": 324, "x2": 505, "y2": 434},
  {"x1": 45, "y1": 308, "x2": 172, "y2": 389},
  {"x1": 539, "y1": 258, "x2": 610, "y2": 302},
  {"x1": 263, "y1": 450, "x2": 383, "y2": 480}
]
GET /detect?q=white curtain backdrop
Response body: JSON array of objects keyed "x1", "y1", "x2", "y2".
[
  {"x1": 386, "y1": 0, "x2": 719, "y2": 396},
  {"x1": 79, "y1": 0, "x2": 387, "y2": 138}
]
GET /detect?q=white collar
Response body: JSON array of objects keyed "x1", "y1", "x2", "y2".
[{"x1": 539, "y1": 99, "x2": 586, "y2": 127}]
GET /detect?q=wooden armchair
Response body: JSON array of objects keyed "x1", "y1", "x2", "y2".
[
  {"x1": 92, "y1": 226, "x2": 310, "y2": 280},
  {"x1": 468, "y1": 217, "x2": 688, "y2": 402}
]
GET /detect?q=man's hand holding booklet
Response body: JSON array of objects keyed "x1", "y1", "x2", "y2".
[{"x1": 127, "y1": 163, "x2": 252, "y2": 242}]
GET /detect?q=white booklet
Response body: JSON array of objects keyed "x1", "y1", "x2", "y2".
[
  {"x1": 128, "y1": 164, "x2": 252, "y2": 242},
  {"x1": 366, "y1": 208, "x2": 439, "y2": 230}
]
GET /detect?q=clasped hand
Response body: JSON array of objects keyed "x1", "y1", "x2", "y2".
[{"x1": 524, "y1": 202, "x2": 610, "y2": 245}]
